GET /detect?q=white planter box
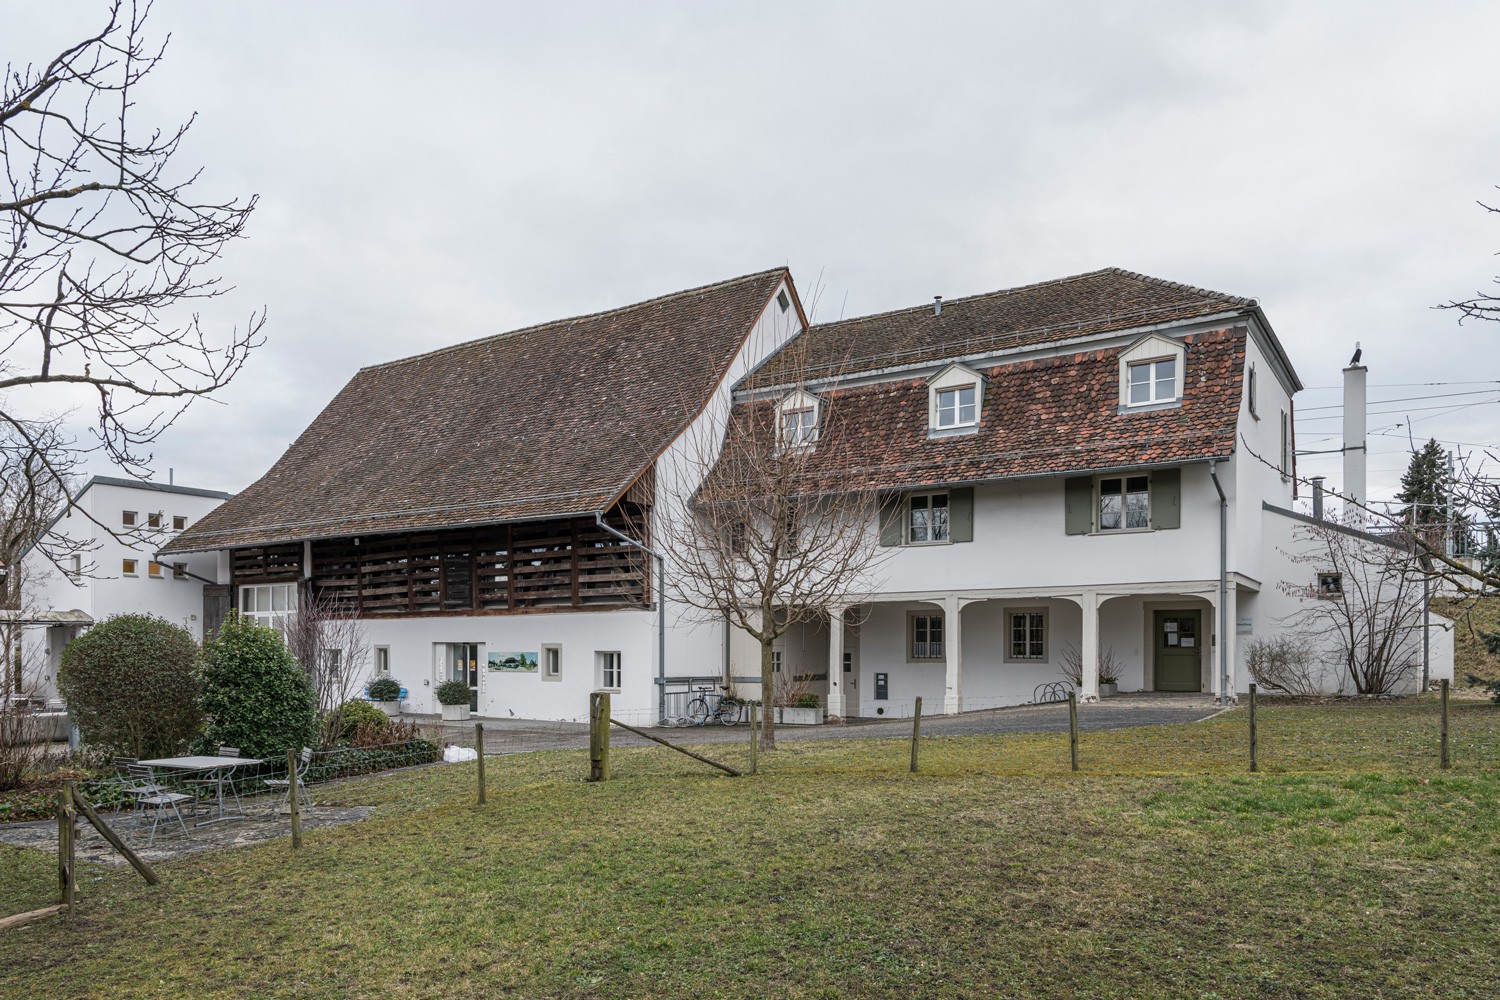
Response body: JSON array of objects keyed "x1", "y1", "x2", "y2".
[
  {"x1": 441, "y1": 704, "x2": 472, "y2": 722},
  {"x1": 776, "y1": 707, "x2": 823, "y2": 726},
  {"x1": 1098, "y1": 682, "x2": 1118, "y2": 698},
  {"x1": 378, "y1": 700, "x2": 401, "y2": 717}
]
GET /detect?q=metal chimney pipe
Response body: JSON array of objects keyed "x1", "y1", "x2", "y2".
[
  {"x1": 1342, "y1": 360, "x2": 1367, "y2": 519},
  {"x1": 933, "y1": 296, "x2": 942, "y2": 316},
  {"x1": 1311, "y1": 476, "x2": 1325, "y2": 521}
]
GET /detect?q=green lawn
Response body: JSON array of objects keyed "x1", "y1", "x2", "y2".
[{"x1": 1, "y1": 702, "x2": 1497, "y2": 998}]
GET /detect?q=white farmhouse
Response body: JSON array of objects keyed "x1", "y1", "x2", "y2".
[
  {"x1": 159, "y1": 267, "x2": 1453, "y2": 724},
  {"x1": 11, "y1": 476, "x2": 232, "y2": 700}
]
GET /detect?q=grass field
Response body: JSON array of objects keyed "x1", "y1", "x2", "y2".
[{"x1": 1, "y1": 701, "x2": 1497, "y2": 998}]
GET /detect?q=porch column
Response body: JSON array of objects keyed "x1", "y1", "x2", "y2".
[
  {"x1": 943, "y1": 595, "x2": 963, "y2": 715},
  {"x1": 826, "y1": 606, "x2": 847, "y2": 719},
  {"x1": 1080, "y1": 590, "x2": 1100, "y2": 703}
]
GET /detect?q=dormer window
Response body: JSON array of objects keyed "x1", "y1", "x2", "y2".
[
  {"x1": 927, "y1": 363, "x2": 984, "y2": 435},
  {"x1": 775, "y1": 389, "x2": 820, "y2": 450},
  {"x1": 1127, "y1": 358, "x2": 1177, "y2": 405}
]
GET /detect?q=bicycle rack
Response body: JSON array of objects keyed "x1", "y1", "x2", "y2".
[{"x1": 1033, "y1": 681, "x2": 1074, "y2": 705}]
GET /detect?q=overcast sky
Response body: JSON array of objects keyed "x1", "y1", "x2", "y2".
[{"x1": 9, "y1": 1, "x2": 1500, "y2": 511}]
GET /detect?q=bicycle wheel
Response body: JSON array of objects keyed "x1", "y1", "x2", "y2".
[
  {"x1": 718, "y1": 702, "x2": 740, "y2": 726},
  {"x1": 686, "y1": 698, "x2": 710, "y2": 726}
]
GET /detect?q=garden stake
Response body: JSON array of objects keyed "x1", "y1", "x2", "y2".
[
  {"x1": 57, "y1": 784, "x2": 75, "y2": 915},
  {"x1": 910, "y1": 696, "x2": 923, "y2": 773},
  {"x1": 1249, "y1": 683, "x2": 1259, "y2": 773},
  {"x1": 287, "y1": 749, "x2": 303, "y2": 849},
  {"x1": 1440, "y1": 679, "x2": 1450, "y2": 769},
  {"x1": 748, "y1": 703, "x2": 758, "y2": 776},
  {"x1": 475, "y1": 722, "x2": 487, "y2": 804},
  {"x1": 1067, "y1": 691, "x2": 1079, "y2": 772}
]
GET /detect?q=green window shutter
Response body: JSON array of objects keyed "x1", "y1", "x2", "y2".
[
  {"x1": 1064, "y1": 477, "x2": 1093, "y2": 535},
  {"x1": 878, "y1": 495, "x2": 905, "y2": 547},
  {"x1": 1151, "y1": 468, "x2": 1181, "y2": 529},
  {"x1": 949, "y1": 487, "x2": 974, "y2": 543}
]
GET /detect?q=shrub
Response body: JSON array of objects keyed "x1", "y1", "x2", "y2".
[
  {"x1": 793, "y1": 693, "x2": 820, "y2": 709},
  {"x1": 336, "y1": 700, "x2": 388, "y2": 741},
  {"x1": 366, "y1": 677, "x2": 401, "y2": 702},
  {"x1": 198, "y1": 613, "x2": 317, "y2": 758},
  {"x1": 57, "y1": 613, "x2": 203, "y2": 759},
  {"x1": 436, "y1": 679, "x2": 472, "y2": 706}
]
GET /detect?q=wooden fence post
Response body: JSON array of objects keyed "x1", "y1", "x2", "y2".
[
  {"x1": 475, "y1": 722, "x2": 487, "y2": 804},
  {"x1": 748, "y1": 703, "x2": 758, "y2": 777},
  {"x1": 1440, "y1": 678, "x2": 1451, "y2": 770},
  {"x1": 287, "y1": 748, "x2": 303, "y2": 850},
  {"x1": 57, "y1": 783, "x2": 76, "y2": 914},
  {"x1": 910, "y1": 696, "x2": 923, "y2": 773},
  {"x1": 589, "y1": 691, "x2": 611, "y2": 782},
  {"x1": 1067, "y1": 691, "x2": 1079, "y2": 772},
  {"x1": 1249, "y1": 683, "x2": 1259, "y2": 773}
]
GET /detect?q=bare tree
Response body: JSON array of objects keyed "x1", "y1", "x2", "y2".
[
  {"x1": 0, "y1": 418, "x2": 87, "y2": 608},
  {"x1": 659, "y1": 355, "x2": 889, "y2": 748},
  {"x1": 1, "y1": 0, "x2": 263, "y2": 502},
  {"x1": 1439, "y1": 194, "x2": 1500, "y2": 326},
  {"x1": 1245, "y1": 635, "x2": 1321, "y2": 697},
  {"x1": 1277, "y1": 518, "x2": 1426, "y2": 694},
  {"x1": 281, "y1": 588, "x2": 370, "y2": 749}
]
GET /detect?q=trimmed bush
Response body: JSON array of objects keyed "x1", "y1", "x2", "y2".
[
  {"x1": 366, "y1": 677, "x2": 401, "y2": 702},
  {"x1": 436, "y1": 679, "x2": 472, "y2": 706},
  {"x1": 197, "y1": 613, "x2": 317, "y2": 758},
  {"x1": 57, "y1": 614, "x2": 203, "y2": 759},
  {"x1": 336, "y1": 700, "x2": 388, "y2": 741}
]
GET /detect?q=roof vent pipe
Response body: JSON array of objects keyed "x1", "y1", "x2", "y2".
[
  {"x1": 1310, "y1": 476, "x2": 1325, "y2": 521},
  {"x1": 933, "y1": 296, "x2": 942, "y2": 316}
]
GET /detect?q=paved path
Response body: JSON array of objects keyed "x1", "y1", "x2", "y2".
[{"x1": 417, "y1": 693, "x2": 1224, "y2": 754}]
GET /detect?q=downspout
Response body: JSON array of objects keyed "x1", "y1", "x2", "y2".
[
  {"x1": 1208, "y1": 460, "x2": 1230, "y2": 705},
  {"x1": 595, "y1": 513, "x2": 666, "y2": 724}
]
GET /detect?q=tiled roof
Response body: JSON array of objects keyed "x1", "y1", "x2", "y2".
[
  {"x1": 164, "y1": 269, "x2": 790, "y2": 552},
  {"x1": 754, "y1": 267, "x2": 1255, "y2": 383},
  {"x1": 769, "y1": 328, "x2": 1246, "y2": 491}
]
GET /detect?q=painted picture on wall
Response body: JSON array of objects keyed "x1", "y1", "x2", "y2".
[{"x1": 487, "y1": 651, "x2": 539, "y2": 672}]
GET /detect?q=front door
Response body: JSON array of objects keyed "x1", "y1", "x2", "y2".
[
  {"x1": 448, "y1": 643, "x2": 480, "y2": 711},
  {"x1": 1153, "y1": 611, "x2": 1202, "y2": 692}
]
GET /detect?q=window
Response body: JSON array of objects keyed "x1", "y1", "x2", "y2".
[
  {"x1": 772, "y1": 650, "x2": 783, "y2": 673},
  {"x1": 240, "y1": 583, "x2": 296, "y2": 630},
  {"x1": 1317, "y1": 572, "x2": 1343, "y2": 598},
  {"x1": 1007, "y1": 610, "x2": 1047, "y2": 661},
  {"x1": 908, "y1": 493, "x2": 950, "y2": 544},
  {"x1": 781, "y1": 407, "x2": 816, "y2": 448},
  {"x1": 1248, "y1": 364, "x2": 1258, "y2": 418},
  {"x1": 910, "y1": 613, "x2": 944, "y2": 660},
  {"x1": 1126, "y1": 357, "x2": 1177, "y2": 405},
  {"x1": 1280, "y1": 410, "x2": 1291, "y2": 480},
  {"x1": 935, "y1": 385, "x2": 977, "y2": 429},
  {"x1": 542, "y1": 645, "x2": 561, "y2": 681},
  {"x1": 374, "y1": 646, "x2": 390, "y2": 675},
  {"x1": 148, "y1": 561, "x2": 163, "y2": 578},
  {"x1": 69, "y1": 554, "x2": 82, "y2": 576},
  {"x1": 147, "y1": 512, "x2": 162, "y2": 529},
  {"x1": 1098, "y1": 476, "x2": 1150, "y2": 531},
  {"x1": 597, "y1": 651, "x2": 621, "y2": 690},
  {"x1": 173, "y1": 515, "x2": 187, "y2": 530},
  {"x1": 323, "y1": 648, "x2": 343, "y2": 681},
  {"x1": 777, "y1": 289, "x2": 790, "y2": 312},
  {"x1": 842, "y1": 651, "x2": 853, "y2": 673},
  {"x1": 122, "y1": 559, "x2": 138, "y2": 576},
  {"x1": 783, "y1": 511, "x2": 800, "y2": 555},
  {"x1": 172, "y1": 562, "x2": 188, "y2": 580},
  {"x1": 122, "y1": 511, "x2": 137, "y2": 528}
]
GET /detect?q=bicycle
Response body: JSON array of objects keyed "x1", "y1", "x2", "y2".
[{"x1": 685, "y1": 686, "x2": 742, "y2": 726}]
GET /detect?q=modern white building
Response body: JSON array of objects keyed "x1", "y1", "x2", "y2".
[
  {"x1": 12, "y1": 476, "x2": 232, "y2": 699},
  {"x1": 161, "y1": 267, "x2": 1452, "y2": 725}
]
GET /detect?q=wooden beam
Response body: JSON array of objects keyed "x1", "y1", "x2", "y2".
[
  {"x1": 0, "y1": 904, "x2": 68, "y2": 932},
  {"x1": 609, "y1": 719, "x2": 742, "y2": 777},
  {"x1": 70, "y1": 788, "x2": 160, "y2": 886}
]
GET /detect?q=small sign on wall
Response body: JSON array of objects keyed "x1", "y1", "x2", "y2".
[
  {"x1": 487, "y1": 651, "x2": 539, "y2": 672},
  {"x1": 1237, "y1": 617, "x2": 1254, "y2": 635}
]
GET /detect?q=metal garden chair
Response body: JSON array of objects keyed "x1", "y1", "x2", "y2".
[
  {"x1": 264, "y1": 748, "x2": 314, "y2": 816},
  {"x1": 126, "y1": 764, "x2": 193, "y2": 844}
]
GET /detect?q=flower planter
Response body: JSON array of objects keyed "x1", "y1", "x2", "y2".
[
  {"x1": 1098, "y1": 682, "x2": 1118, "y2": 698},
  {"x1": 441, "y1": 703, "x2": 472, "y2": 722},
  {"x1": 378, "y1": 700, "x2": 401, "y2": 717},
  {"x1": 776, "y1": 706, "x2": 823, "y2": 726}
]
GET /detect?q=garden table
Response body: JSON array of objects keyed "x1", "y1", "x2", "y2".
[{"x1": 138, "y1": 755, "x2": 265, "y2": 826}]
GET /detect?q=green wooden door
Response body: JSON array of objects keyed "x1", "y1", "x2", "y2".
[{"x1": 1153, "y1": 611, "x2": 1202, "y2": 692}]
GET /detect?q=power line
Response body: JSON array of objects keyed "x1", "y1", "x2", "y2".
[
  {"x1": 1296, "y1": 388, "x2": 1500, "y2": 412},
  {"x1": 1296, "y1": 396, "x2": 1500, "y2": 420},
  {"x1": 1297, "y1": 380, "x2": 1500, "y2": 391}
]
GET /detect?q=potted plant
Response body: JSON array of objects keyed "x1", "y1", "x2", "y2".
[
  {"x1": 367, "y1": 677, "x2": 402, "y2": 716},
  {"x1": 779, "y1": 693, "x2": 823, "y2": 726},
  {"x1": 1097, "y1": 647, "x2": 1121, "y2": 697},
  {"x1": 436, "y1": 679, "x2": 473, "y2": 721}
]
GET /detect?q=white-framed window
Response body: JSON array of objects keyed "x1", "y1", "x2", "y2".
[
  {"x1": 173, "y1": 515, "x2": 187, "y2": 530},
  {"x1": 374, "y1": 646, "x2": 390, "y2": 675},
  {"x1": 842, "y1": 651, "x2": 853, "y2": 673},
  {"x1": 240, "y1": 583, "x2": 296, "y2": 630},
  {"x1": 781, "y1": 407, "x2": 817, "y2": 448},
  {"x1": 1316, "y1": 572, "x2": 1343, "y2": 598},
  {"x1": 147, "y1": 512, "x2": 162, "y2": 529},
  {"x1": 596, "y1": 651, "x2": 621, "y2": 690},
  {"x1": 908, "y1": 492, "x2": 950, "y2": 544},
  {"x1": 935, "y1": 385, "x2": 978, "y2": 429},
  {"x1": 542, "y1": 644, "x2": 562, "y2": 681},
  {"x1": 148, "y1": 561, "x2": 163, "y2": 579},
  {"x1": 122, "y1": 558, "x2": 138, "y2": 576},
  {"x1": 172, "y1": 562, "x2": 188, "y2": 580},
  {"x1": 69, "y1": 554, "x2": 82, "y2": 576},
  {"x1": 1247, "y1": 363, "x2": 1258, "y2": 418},
  {"x1": 1126, "y1": 357, "x2": 1177, "y2": 405},
  {"x1": 122, "y1": 510, "x2": 137, "y2": 528},
  {"x1": 909, "y1": 612, "x2": 944, "y2": 660},
  {"x1": 323, "y1": 648, "x2": 343, "y2": 681},
  {"x1": 772, "y1": 650, "x2": 783, "y2": 673},
  {"x1": 1098, "y1": 475, "x2": 1150, "y2": 531},
  {"x1": 1006, "y1": 610, "x2": 1047, "y2": 661}
]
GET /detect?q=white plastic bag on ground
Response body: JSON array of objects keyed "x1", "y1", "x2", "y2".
[{"x1": 443, "y1": 745, "x2": 478, "y2": 763}]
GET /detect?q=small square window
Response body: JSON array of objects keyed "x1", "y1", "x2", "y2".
[
  {"x1": 1317, "y1": 572, "x2": 1343, "y2": 598},
  {"x1": 777, "y1": 290, "x2": 791, "y2": 312},
  {"x1": 542, "y1": 645, "x2": 562, "y2": 681},
  {"x1": 908, "y1": 493, "x2": 950, "y2": 544},
  {"x1": 935, "y1": 385, "x2": 978, "y2": 428},
  {"x1": 1126, "y1": 358, "x2": 1178, "y2": 405},
  {"x1": 374, "y1": 646, "x2": 391, "y2": 675},
  {"x1": 148, "y1": 561, "x2": 163, "y2": 578},
  {"x1": 173, "y1": 515, "x2": 187, "y2": 530},
  {"x1": 122, "y1": 559, "x2": 138, "y2": 576},
  {"x1": 772, "y1": 650, "x2": 783, "y2": 673},
  {"x1": 597, "y1": 651, "x2": 621, "y2": 690},
  {"x1": 781, "y1": 408, "x2": 816, "y2": 448},
  {"x1": 1098, "y1": 476, "x2": 1150, "y2": 531},
  {"x1": 70, "y1": 554, "x2": 82, "y2": 575},
  {"x1": 147, "y1": 512, "x2": 162, "y2": 529},
  {"x1": 909, "y1": 613, "x2": 944, "y2": 660},
  {"x1": 122, "y1": 511, "x2": 137, "y2": 528},
  {"x1": 172, "y1": 562, "x2": 188, "y2": 580}
]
